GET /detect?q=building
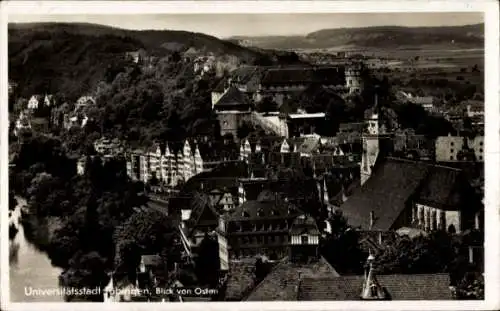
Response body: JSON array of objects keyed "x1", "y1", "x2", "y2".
[
  {"x1": 345, "y1": 62, "x2": 365, "y2": 94},
  {"x1": 243, "y1": 253, "x2": 453, "y2": 301},
  {"x1": 258, "y1": 66, "x2": 347, "y2": 95},
  {"x1": 435, "y1": 135, "x2": 484, "y2": 162},
  {"x1": 126, "y1": 140, "x2": 205, "y2": 187},
  {"x1": 75, "y1": 96, "x2": 96, "y2": 109},
  {"x1": 182, "y1": 192, "x2": 220, "y2": 248},
  {"x1": 217, "y1": 189, "x2": 304, "y2": 260},
  {"x1": 393, "y1": 129, "x2": 434, "y2": 160},
  {"x1": 297, "y1": 256, "x2": 453, "y2": 300},
  {"x1": 212, "y1": 86, "x2": 253, "y2": 138},
  {"x1": 27, "y1": 94, "x2": 54, "y2": 110},
  {"x1": 94, "y1": 137, "x2": 125, "y2": 157},
  {"x1": 13, "y1": 110, "x2": 31, "y2": 136},
  {"x1": 408, "y1": 96, "x2": 435, "y2": 113},
  {"x1": 340, "y1": 157, "x2": 484, "y2": 237},
  {"x1": 285, "y1": 112, "x2": 326, "y2": 138},
  {"x1": 465, "y1": 100, "x2": 484, "y2": 119}
]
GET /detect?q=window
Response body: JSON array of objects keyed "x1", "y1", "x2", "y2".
[
  {"x1": 450, "y1": 156, "x2": 454, "y2": 160},
  {"x1": 450, "y1": 149, "x2": 454, "y2": 154},
  {"x1": 450, "y1": 142, "x2": 454, "y2": 146},
  {"x1": 301, "y1": 235, "x2": 308, "y2": 245},
  {"x1": 479, "y1": 148, "x2": 483, "y2": 153},
  {"x1": 480, "y1": 141, "x2": 483, "y2": 146},
  {"x1": 479, "y1": 156, "x2": 483, "y2": 161}
]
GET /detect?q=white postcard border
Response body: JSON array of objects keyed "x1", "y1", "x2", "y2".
[{"x1": 1, "y1": 1, "x2": 498, "y2": 310}]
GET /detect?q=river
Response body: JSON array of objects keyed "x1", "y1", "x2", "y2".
[{"x1": 9, "y1": 197, "x2": 64, "y2": 302}]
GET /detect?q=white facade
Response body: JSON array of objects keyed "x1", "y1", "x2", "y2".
[
  {"x1": 413, "y1": 203, "x2": 461, "y2": 233},
  {"x1": 290, "y1": 234, "x2": 319, "y2": 245},
  {"x1": 435, "y1": 136, "x2": 484, "y2": 162},
  {"x1": 27, "y1": 96, "x2": 40, "y2": 110},
  {"x1": 127, "y1": 140, "x2": 204, "y2": 187}
]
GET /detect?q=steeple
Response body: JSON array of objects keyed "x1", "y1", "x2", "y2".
[{"x1": 360, "y1": 253, "x2": 387, "y2": 300}]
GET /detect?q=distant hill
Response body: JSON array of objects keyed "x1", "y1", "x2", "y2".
[
  {"x1": 230, "y1": 24, "x2": 484, "y2": 51},
  {"x1": 8, "y1": 22, "x2": 295, "y2": 98}
]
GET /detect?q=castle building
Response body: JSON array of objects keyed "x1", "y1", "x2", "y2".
[{"x1": 212, "y1": 86, "x2": 253, "y2": 138}]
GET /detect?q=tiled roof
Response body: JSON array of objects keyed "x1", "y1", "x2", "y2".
[
  {"x1": 185, "y1": 192, "x2": 219, "y2": 235},
  {"x1": 214, "y1": 86, "x2": 252, "y2": 108},
  {"x1": 340, "y1": 158, "x2": 430, "y2": 231},
  {"x1": 228, "y1": 197, "x2": 300, "y2": 222},
  {"x1": 245, "y1": 257, "x2": 340, "y2": 301},
  {"x1": 340, "y1": 158, "x2": 479, "y2": 231},
  {"x1": 223, "y1": 260, "x2": 257, "y2": 301},
  {"x1": 298, "y1": 273, "x2": 452, "y2": 300},
  {"x1": 260, "y1": 66, "x2": 345, "y2": 86},
  {"x1": 230, "y1": 66, "x2": 260, "y2": 84},
  {"x1": 416, "y1": 166, "x2": 464, "y2": 209},
  {"x1": 241, "y1": 180, "x2": 268, "y2": 200},
  {"x1": 289, "y1": 214, "x2": 320, "y2": 235}
]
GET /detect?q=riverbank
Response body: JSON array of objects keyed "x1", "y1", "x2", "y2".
[
  {"x1": 9, "y1": 198, "x2": 64, "y2": 302},
  {"x1": 20, "y1": 210, "x2": 63, "y2": 255}
]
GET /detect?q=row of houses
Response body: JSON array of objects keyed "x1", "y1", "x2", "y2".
[{"x1": 126, "y1": 140, "x2": 205, "y2": 186}]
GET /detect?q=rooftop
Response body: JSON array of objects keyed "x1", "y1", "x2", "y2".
[
  {"x1": 340, "y1": 157, "x2": 480, "y2": 231},
  {"x1": 298, "y1": 273, "x2": 452, "y2": 300}
]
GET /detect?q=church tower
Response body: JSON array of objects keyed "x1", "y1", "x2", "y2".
[{"x1": 361, "y1": 93, "x2": 381, "y2": 186}]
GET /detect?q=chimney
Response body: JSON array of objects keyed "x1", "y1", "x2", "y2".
[{"x1": 370, "y1": 211, "x2": 375, "y2": 230}]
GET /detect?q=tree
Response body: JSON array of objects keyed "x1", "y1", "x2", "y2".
[
  {"x1": 60, "y1": 251, "x2": 108, "y2": 301},
  {"x1": 9, "y1": 191, "x2": 17, "y2": 211},
  {"x1": 456, "y1": 272, "x2": 484, "y2": 300},
  {"x1": 320, "y1": 211, "x2": 366, "y2": 274},
  {"x1": 254, "y1": 257, "x2": 273, "y2": 282},
  {"x1": 114, "y1": 210, "x2": 178, "y2": 280},
  {"x1": 194, "y1": 233, "x2": 220, "y2": 286}
]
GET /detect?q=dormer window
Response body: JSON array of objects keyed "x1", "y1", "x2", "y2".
[
  {"x1": 257, "y1": 208, "x2": 265, "y2": 217},
  {"x1": 242, "y1": 211, "x2": 250, "y2": 217}
]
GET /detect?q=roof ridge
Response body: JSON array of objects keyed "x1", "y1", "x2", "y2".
[
  {"x1": 318, "y1": 256, "x2": 341, "y2": 277},
  {"x1": 385, "y1": 157, "x2": 463, "y2": 172},
  {"x1": 243, "y1": 257, "x2": 290, "y2": 301}
]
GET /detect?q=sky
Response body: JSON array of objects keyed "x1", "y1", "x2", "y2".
[{"x1": 9, "y1": 13, "x2": 483, "y2": 38}]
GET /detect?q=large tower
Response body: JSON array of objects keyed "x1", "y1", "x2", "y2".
[
  {"x1": 345, "y1": 61, "x2": 364, "y2": 95},
  {"x1": 360, "y1": 93, "x2": 381, "y2": 186}
]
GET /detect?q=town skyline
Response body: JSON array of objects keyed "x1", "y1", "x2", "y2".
[{"x1": 9, "y1": 12, "x2": 483, "y2": 38}]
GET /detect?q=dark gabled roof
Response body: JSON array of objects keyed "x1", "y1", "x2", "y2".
[
  {"x1": 340, "y1": 158, "x2": 431, "y2": 231},
  {"x1": 298, "y1": 273, "x2": 452, "y2": 300},
  {"x1": 214, "y1": 86, "x2": 252, "y2": 108},
  {"x1": 289, "y1": 215, "x2": 320, "y2": 235},
  {"x1": 416, "y1": 166, "x2": 476, "y2": 210},
  {"x1": 186, "y1": 192, "x2": 219, "y2": 234},
  {"x1": 245, "y1": 257, "x2": 340, "y2": 301},
  {"x1": 223, "y1": 259, "x2": 256, "y2": 301},
  {"x1": 230, "y1": 66, "x2": 260, "y2": 84},
  {"x1": 341, "y1": 158, "x2": 480, "y2": 231},
  {"x1": 213, "y1": 80, "x2": 227, "y2": 93},
  {"x1": 228, "y1": 194, "x2": 300, "y2": 222},
  {"x1": 260, "y1": 66, "x2": 345, "y2": 87},
  {"x1": 241, "y1": 179, "x2": 268, "y2": 201}
]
